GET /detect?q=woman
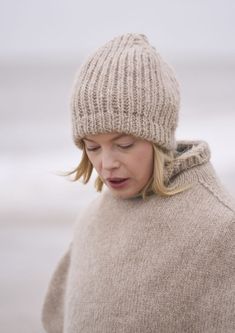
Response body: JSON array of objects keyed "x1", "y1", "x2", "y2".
[{"x1": 41, "y1": 33, "x2": 235, "y2": 332}]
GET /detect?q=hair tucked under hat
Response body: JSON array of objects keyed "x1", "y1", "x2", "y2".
[{"x1": 70, "y1": 33, "x2": 181, "y2": 152}]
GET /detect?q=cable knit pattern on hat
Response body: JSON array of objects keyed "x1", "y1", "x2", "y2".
[{"x1": 70, "y1": 33, "x2": 180, "y2": 151}]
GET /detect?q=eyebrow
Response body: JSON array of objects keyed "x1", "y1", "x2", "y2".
[{"x1": 83, "y1": 134, "x2": 131, "y2": 143}]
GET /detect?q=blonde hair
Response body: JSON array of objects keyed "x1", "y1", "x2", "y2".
[{"x1": 62, "y1": 141, "x2": 193, "y2": 200}]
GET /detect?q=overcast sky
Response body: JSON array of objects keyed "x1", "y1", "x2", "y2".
[{"x1": 1, "y1": 0, "x2": 235, "y2": 63}]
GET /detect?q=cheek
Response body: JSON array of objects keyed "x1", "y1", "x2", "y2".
[{"x1": 129, "y1": 146, "x2": 153, "y2": 177}]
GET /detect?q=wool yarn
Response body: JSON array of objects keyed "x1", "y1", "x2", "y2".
[{"x1": 70, "y1": 33, "x2": 180, "y2": 151}]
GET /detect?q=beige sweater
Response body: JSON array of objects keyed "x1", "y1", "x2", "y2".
[{"x1": 41, "y1": 140, "x2": 235, "y2": 333}]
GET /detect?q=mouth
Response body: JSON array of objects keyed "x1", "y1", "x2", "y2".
[
  {"x1": 106, "y1": 177, "x2": 129, "y2": 189},
  {"x1": 107, "y1": 177, "x2": 128, "y2": 182}
]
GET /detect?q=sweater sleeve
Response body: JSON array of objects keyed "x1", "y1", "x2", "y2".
[
  {"x1": 198, "y1": 218, "x2": 235, "y2": 332},
  {"x1": 41, "y1": 242, "x2": 72, "y2": 333}
]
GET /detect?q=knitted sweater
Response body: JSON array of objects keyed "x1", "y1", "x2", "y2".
[{"x1": 41, "y1": 140, "x2": 235, "y2": 333}]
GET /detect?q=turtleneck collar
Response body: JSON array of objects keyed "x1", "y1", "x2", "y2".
[{"x1": 164, "y1": 140, "x2": 211, "y2": 186}]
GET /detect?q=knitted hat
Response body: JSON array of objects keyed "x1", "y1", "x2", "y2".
[{"x1": 70, "y1": 33, "x2": 180, "y2": 151}]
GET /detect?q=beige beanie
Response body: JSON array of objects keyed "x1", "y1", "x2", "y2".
[{"x1": 70, "y1": 33, "x2": 180, "y2": 151}]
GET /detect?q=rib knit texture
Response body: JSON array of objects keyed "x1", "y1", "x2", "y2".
[
  {"x1": 70, "y1": 33, "x2": 180, "y2": 151},
  {"x1": 41, "y1": 140, "x2": 235, "y2": 333}
]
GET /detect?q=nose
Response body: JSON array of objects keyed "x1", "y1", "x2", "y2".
[{"x1": 101, "y1": 150, "x2": 120, "y2": 170}]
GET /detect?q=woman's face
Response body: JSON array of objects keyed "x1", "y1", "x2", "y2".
[{"x1": 83, "y1": 132, "x2": 154, "y2": 199}]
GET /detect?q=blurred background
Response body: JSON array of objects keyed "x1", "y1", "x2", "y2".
[{"x1": 1, "y1": 0, "x2": 235, "y2": 332}]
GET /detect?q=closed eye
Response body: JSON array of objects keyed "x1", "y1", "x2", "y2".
[
  {"x1": 86, "y1": 143, "x2": 134, "y2": 152},
  {"x1": 118, "y1": 144, "x2": 134, "y2": 149},
  {"x1": 86, "y1": 146, "x2": 100, "y2": 152}
]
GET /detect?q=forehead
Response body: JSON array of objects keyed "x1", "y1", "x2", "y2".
[{"x1": 83, "y1": 132, "x2": 133, "y2": 142}]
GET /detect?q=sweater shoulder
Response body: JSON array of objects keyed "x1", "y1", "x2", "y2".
[
  {"x1": 72, "y1": 191, "x2": 109, "y2": 232},
  {"x1": 195, "y1": 163, "x2": 235, "y2": 215}
]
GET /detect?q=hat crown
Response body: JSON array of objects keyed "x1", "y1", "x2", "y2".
[{"x1": 70, "y1": 33, "x2": 180, "y2": 151}]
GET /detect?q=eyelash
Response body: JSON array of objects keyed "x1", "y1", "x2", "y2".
[{"x1": 86, "y1": 144, "x2": 134, "y2": 152}]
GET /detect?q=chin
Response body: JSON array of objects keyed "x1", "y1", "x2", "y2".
[{"x1": 109, "y1": 188, "x2": 141, "y2": 200}]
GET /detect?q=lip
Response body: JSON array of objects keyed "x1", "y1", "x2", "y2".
[
  {"x1": 107, "y1": 177, "x2": 127, "y2": 181},
  {"x1": 106, "y1": 178, "x2": 129, "y2": 189}
]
